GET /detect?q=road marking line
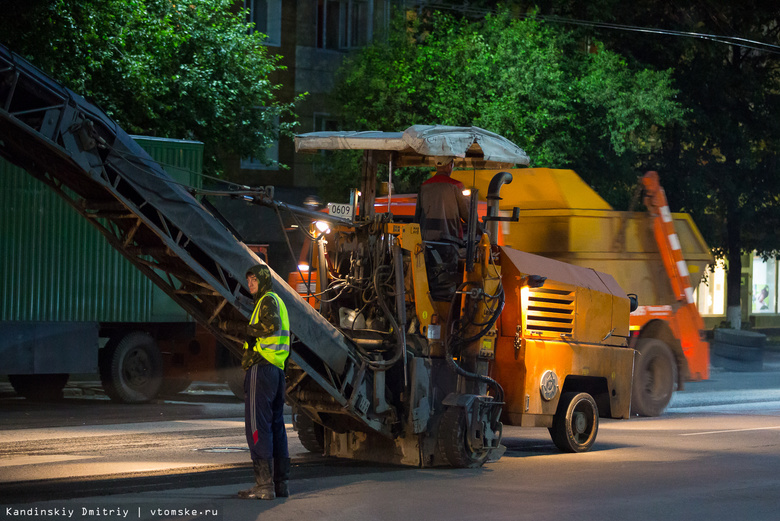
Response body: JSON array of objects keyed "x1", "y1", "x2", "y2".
[{"x1": 681, "y1": 426, "x2": 780, "y2": 436}]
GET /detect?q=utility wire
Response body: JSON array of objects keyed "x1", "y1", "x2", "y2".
[
  {"x1": 530, "y1": 14, "x2": 780, "y2": 55},
  {"x1": 410, "y1": 2, "x2": 780, "y2": 55}
]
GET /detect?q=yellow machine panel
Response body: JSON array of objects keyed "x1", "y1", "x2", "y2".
[
  {"x1": 499, "y1": 247, "x2": 631, "y2": 343},
  {"x1": 493, "y1": 246, "x2": 635, "y2": 427}
]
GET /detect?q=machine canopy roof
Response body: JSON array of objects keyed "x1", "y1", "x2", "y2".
[{"x1": 294, "y1": 125, "x2": 530, "y2": 168}]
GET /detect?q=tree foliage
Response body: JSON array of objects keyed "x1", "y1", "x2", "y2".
[
  {"x1": 326, "y1": 9, "x2": 684, "y2": 203},
  {"x1": 560, "y1": 0, "x2": 780, "y2": 310},
  {"x1": 0, "y1": 0, "x2": 300, "y2": 176}
]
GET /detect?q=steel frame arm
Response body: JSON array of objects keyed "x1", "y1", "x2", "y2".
[{"x1": 0, "y1": 43, "x2": 392, "y2": 437}]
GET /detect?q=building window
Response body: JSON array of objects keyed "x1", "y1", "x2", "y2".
[
  {"x1": 241, "y1": 140, "x2": 279, "y2": 171},
  {"x1": 246, "y1": 0, "x2": 282, "y2": 46},
  {"x1": 313, "y1": 112, "x2": 340, "y2": 132},
  {"x1": 695, "y1": 260, "x2": 726, "y2": 316},
  {"x1": 241, "y1": 116, "x2": 279, "y2": 171},
  {"x1": 317, "y1": 0, "x2": 372, "y2": 50},
  {"x1": 752, "y1": 255, "x2": 777, "y2": 313}
]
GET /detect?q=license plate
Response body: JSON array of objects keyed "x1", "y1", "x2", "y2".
[{"x1": 327, "y1": 203, "x2": 353, "y2": 218}]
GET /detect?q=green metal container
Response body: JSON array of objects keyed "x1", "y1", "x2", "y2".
[{"x1": 0, "y1": 136, "x2": 204, "y2": 323}]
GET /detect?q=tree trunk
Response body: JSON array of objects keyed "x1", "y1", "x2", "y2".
[
  {"x1": 726, "y1": 205, "x2": 742, "y2": 329},
  {"x1": 726, "y1": 248, "x2": 742, "y2": 329}
]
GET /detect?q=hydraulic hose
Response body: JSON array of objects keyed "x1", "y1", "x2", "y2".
[
  {"x1": 364, "y1": 264, "x2": 405, "y2": 371},
  {"x1": 444, "y1": 282, "x2": 505, "y2": 403}
]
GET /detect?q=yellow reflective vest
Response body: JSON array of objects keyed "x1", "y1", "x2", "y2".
[{"x1": 243, "y1": 291, "x2": 290, "y2": 370}]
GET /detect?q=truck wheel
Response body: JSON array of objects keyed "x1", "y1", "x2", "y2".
[
  {"x1": 293, "y1": 410, "x2": 325, "y2": 454},
  {"x1": 438, "y1": 406, "x2": 490, "y2": 468},
  {"x1": 222, "y1": 360, "x2": 245, "y2": 401},
  {"x1": 631, "y1": 338, "x2": 676, "y2": 417},
  {"x1": 549, "y1": 392, "x2": 599, "y2": 453},
  {"x1": 216, "y1": 344, "x2": 245, "y2": 400},
  {"x1": 100, "y1": 332, "x2": 163, "y2": 403},
  {"x1": 8, "y1": 374, "x2": 69, "y2": 401},
  {"x1": 158, "y1": 378, "x2": 193, "y2": 396}
]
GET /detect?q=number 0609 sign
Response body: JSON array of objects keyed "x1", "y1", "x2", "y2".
[{"x1": 327, "y1": 203, "x2": 353, "y2": 218}]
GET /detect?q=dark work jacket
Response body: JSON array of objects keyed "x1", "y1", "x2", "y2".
[{"x1": 414, "y1": 174, "x2": 470, "y2": 244}]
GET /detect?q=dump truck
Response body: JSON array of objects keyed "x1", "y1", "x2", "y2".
[
  {"x1": 358, "y1": 168, "x2": 712, "y2": 416},
  {"x1": 0, "y1": 43, "x2": 635, "y2": 467},
  {"x1": 447, "y1": 168, "x2": 712, "y2": 417}
]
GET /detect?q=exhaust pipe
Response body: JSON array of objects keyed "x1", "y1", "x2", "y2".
[{"x1": 486, "y1": 172, "x2": 513, "y2": 245}]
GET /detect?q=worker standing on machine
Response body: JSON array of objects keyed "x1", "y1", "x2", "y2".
[
  {"x1": 238, "y1": 264, "x2": 291, "y2": 500},
  {"x1": 414, "y1": 157, "x2": 470, "y2": 244},
  {"x1": 414, "y1": 157, "x2": 473, "y2": 299}
]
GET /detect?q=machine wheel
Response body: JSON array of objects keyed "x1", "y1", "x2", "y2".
[
  {"x1": 8, "y1": 374, "x2": 69, "y2": 401},
  {"x1": 438, "y1": 406, "x2": 490, "y2": 468},
  {"x1": 99, "y1": 331, "x2": 163, "y2": 403},
  {"x1": 631, "y1": 338, "x2": 676, "y2": 417},
  {"x1": 549, "y1": 392, "x2": 599, "y2": 453},
  {"x1": 293, "y1": 410, "x2": 325, "y2": 454}
]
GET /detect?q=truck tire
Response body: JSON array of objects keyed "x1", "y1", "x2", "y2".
[
  {"x1": 158, "y1": 378, "x2": 192, "y2": 396},
  {"x1": 713, "y1": 329, "x2": 766, "y2": 348},
  {"x1": 222, "y1": 362, "x2": 245, "y2": 401},
  {"x1": 437, "y1": 406, "x2": 490, "y2": 468},
  {"x1": 293, "y1": 410, "x2": 325, "y2": 454},
  {"x1": 549, "y1": 392, "x2": 599, "y2": 453},
  {"x1": 99, "y1": 331, "x2": 163, "y2": 403},
  {"x1": 631, "y1": 338, "x2": 676, "y2": 417},
  {"x1": 8, "y1": 374, "x2": 69, "y2": 401},
  {"x1": 216, "y1": 344, "x2": 245, "y2": 400}
]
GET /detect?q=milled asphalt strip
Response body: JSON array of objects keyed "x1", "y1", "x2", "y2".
[
  {"x1": 0, "y1": 463, "x2": 252, "y2": 504},
  {"x1": 0, "y1": 419, "x2": 247, "y2": 444},
  {"x1": 0, "y1": 457, "x2": 405, "y2": 504}
]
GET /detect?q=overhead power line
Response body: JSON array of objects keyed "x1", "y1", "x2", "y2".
[
  {"x1": 408, "y1": 2, "x2": 780, "y2": 55},
  {"x1": 532, "y1": 15, "x2": 780, "y2": 56}
]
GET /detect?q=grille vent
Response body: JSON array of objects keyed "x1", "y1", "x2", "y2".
[{"x1": 525, "y1": 286, "x2": 575, "y2": 337}]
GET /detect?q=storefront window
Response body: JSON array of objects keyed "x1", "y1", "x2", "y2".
[
  {"x1": 695, "y1": 261, "x2": 726, "y2": 315},
  {"x1": 751, "y1": 255, "x2": 777, "y2": 313}
]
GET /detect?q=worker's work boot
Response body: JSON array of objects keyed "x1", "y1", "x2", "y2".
[
  {"x1": 237, "y1": 459, "x2": 275, "y2": 500},
  {"x1": 274, "y1": 457, "x2": 291, "y2": 497}
]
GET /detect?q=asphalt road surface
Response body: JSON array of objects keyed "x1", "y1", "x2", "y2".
[{"x1": 2, "y1": 354, "x2": 780, "y2": 521}]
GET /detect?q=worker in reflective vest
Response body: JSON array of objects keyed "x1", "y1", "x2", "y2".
[{"x1": 238, "y1": 263, "x2": 291, "y2": 501}]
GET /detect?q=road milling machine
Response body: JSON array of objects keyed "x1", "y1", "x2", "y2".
[
  {"x1": 288, "y1": 129, "x2": 637, "y2": 464},
  {"x1": 0, "y1": 43, "x2": 635, "y2": 468}
]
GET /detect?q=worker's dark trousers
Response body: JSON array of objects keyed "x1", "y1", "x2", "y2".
[{"x1": 244, "y1": 363, "x2": 289, "y2": 461}]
